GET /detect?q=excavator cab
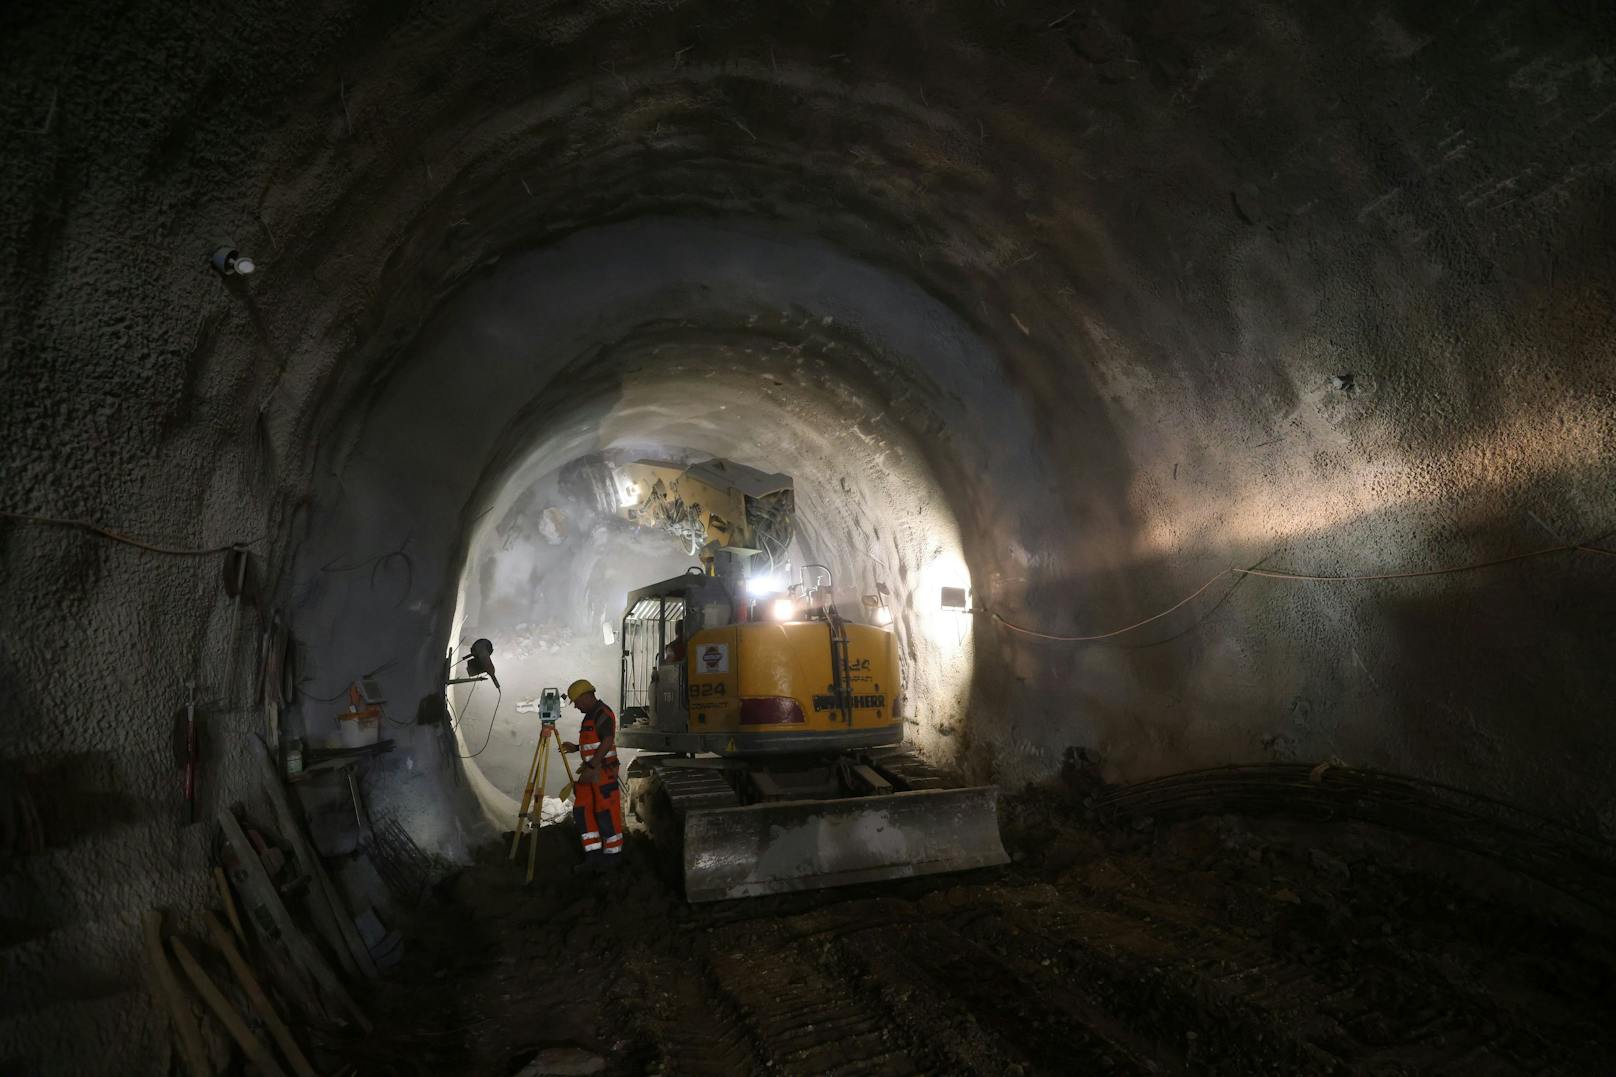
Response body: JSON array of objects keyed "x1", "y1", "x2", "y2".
[{"x1": 620, "y1": 569, "x2": 729, "y2": 734}]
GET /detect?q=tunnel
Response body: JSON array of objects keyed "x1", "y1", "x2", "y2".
[{"x1": 3, "y1": 1, "x2": 1615, "y2": 1074}]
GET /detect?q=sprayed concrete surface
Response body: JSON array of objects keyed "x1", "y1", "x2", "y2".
[{"x1": 3, "y1": 0, "x2": 1616, "y2": 1071}]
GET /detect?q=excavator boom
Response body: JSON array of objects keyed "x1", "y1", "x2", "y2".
[{"x1": 615, "y1": 458, "x2": 794, "y2": 562}]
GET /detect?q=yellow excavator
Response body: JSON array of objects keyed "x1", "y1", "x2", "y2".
[{"x1": 612, "y1": 458, "x2": 1009, "y2": 901}]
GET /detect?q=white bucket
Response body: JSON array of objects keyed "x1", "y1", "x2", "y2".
[{"x1": 338, "y1": 713, "x2": 380, "y2": 748}]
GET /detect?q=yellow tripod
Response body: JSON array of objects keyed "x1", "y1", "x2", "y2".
[{"x1": 510, "y1": 717, "x2": 575, "y2": 883}]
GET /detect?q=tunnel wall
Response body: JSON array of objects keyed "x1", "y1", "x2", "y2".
[{"x1": 4, "y1": 1, "x2": 1615, "y2": 1072}]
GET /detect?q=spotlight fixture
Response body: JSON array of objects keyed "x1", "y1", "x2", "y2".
[
  {"x1": 211, "y1": 245, "x2": 256, "y2": 276},
  {"x1": 465, "y1": 637, "x2": 500, "y2": 689},
  {"x1": 746, "y1": 574, "x2": 783, "y2": 596},
  {"x1": 862, "y1": 589, "x2": 895, "y2": 626}
]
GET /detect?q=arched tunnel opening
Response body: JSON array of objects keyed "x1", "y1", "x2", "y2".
[
  {"x1": 439, "y1": 331, "x2": 980, "y2": 825},
  {"x1": 4, "y1": 2, "x2": 1616, "y2": 1074}
]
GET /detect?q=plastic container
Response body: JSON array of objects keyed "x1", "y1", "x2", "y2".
[{"x1": 338, "y1": 712, "x2": 380, "y2": 748}]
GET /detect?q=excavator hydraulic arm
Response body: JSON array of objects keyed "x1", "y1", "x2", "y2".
[{"x1": 614, "y1": 458, "x2": 794, "y2": 562}]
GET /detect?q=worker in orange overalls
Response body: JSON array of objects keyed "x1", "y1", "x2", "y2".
[{"x1": 559, "y1": 678, "x2": 624, "y2": 872}]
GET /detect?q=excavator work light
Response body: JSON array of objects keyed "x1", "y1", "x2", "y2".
[{"x1": 747, "y1": 574, "x2": 784, "y2": 596}]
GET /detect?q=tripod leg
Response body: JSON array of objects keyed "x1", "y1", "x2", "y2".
[
  {"x1": 510, "y1": 735, "x2": 546, "y2": 859},
  {"x1": 555, "y1": 737, "x2": 577, "y2": 801},
  {"x1": 525, "y1": 747, "x2": 548, "y2": 884}
]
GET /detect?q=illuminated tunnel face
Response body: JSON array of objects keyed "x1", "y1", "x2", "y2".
[{"x1": 446, "y1": 357, "x2": 978, "y2": 825}]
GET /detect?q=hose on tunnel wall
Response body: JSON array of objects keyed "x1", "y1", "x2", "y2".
[
  {"x1": 0, "y1": 510, "x2": 262, "y2": 556},
  {"x1": 991, "y1": 539, "x2": 1616, "y2": 643}
]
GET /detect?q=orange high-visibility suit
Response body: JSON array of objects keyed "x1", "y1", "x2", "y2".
[{"x1": 573, "y1": 701, "x2": 623, "y2": 863}]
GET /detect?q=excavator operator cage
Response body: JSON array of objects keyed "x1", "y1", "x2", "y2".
[{"x1": 618, "y1": 570, "x2": 732, "y2": 723}]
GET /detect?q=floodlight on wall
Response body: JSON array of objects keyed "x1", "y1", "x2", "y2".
[
  {"x1": 466, "y1": 637, "x2": 500, "y2": 689},
  {"x1": 940, "y1": 586, "x2": 969, "y2": 611}
]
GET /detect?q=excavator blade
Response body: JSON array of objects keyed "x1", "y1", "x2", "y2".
[{"x1": 681, "y1": 786, "x2": 1010, "y2": 902}]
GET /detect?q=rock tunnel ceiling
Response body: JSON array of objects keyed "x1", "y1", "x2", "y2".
[{"x1": 3, "y1": 0, "x2": 1616, "y2": 1065}]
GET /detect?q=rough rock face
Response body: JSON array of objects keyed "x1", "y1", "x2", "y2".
[{"x1": 2, "y1": 1, "x2": 1613, "y2": 1071}]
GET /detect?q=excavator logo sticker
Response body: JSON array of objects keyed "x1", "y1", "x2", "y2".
[
  {"x1": 813, "y1": 693, "x2": 887, "y2": 712},
  {"x1": 700, "y1": 644, "x2": 729, "y2": 672}
]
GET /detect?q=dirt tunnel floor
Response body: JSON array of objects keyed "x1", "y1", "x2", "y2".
[{"x1": 339, "y1": 791, "x2": 1616, "y2": 1076}]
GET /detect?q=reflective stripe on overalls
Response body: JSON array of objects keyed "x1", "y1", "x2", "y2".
[{"x1": 574, "y1": 702, "x2": 623, "y2": 858}]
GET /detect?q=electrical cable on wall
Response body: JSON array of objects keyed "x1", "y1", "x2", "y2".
[
  {"x1": 458, "y1": 686, "x2": 503, "y2": 759},
  {"x1": 992, "y1": 539, "x2": 1616, "y2": 644},
  {"x1": 447, "y1": 681, "x2": 478, "y2": 730},
  {"x1": 0, "y1": 510, "x2": 260, "y2": 555},
  {"x1": 298, "y1": 658, "x2": 399, "y2": 705}
]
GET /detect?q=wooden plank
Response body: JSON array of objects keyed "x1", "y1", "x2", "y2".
[
  {"x1": 171, "y1": 935, "x2": 288, "y2": 1077},
  {"x1": 249, "y1": 734, "x2": 379, "y2": 980},
  {"x1": 204, "y1": 911, "x2": 317, "y2": 1077},
  {"x1": 217, "y1": 806, "x2": 372, "y2": 1032},
  {"x1": 142, "y1": 910, "x2": 213, "y2": 1077},
  {"x1": 213, "y1": 866, "x2": 246, "y2": 947}
]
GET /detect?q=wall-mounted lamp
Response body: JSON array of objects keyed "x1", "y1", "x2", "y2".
[
  {"x1": 211, "y1": 245, "x2": 256, "y2": 276},
  {"x1": 940, "y1": 586, "x2": 969, "y2": 611},
  {"x1": 466, "y1": 637, "x2": 500, "y2": 689},
  {"x1": 862, "y1": 583, "x2": 895, "y2": 626},
  {"x1": 446, "y1": 637, "x2": 500, "y2": 687}
]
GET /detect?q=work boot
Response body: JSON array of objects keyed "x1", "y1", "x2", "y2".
[{"x1": 571, "y1": 859, "x2": 603, "y2": 877}]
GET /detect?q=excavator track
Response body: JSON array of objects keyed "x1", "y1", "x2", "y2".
[
  {"x1": 868, "y1": 750, "x2": 949, "y2": 790},
  {"x1": 654, "y1": 764, "x2": 741, "y2": 814}
]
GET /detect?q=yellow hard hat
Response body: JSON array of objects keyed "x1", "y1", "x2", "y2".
[{"x1": 565, "y1": 678, "x2": 596, "y2": 700}]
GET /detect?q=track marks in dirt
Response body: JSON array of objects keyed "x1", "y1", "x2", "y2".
[
  {"x1": 637, "y1": 951, "x2": 765, "y2": 1075},
  {"x1": 707, "y1": 923, "x2": 921, "y2": 1076},
  {"x1": 638, "y1": 915, "x2": 921, "y2": 1077},
  {"x1": 830, "y1": 911, "x2": 1158, "y2": 1075}
]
